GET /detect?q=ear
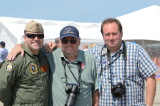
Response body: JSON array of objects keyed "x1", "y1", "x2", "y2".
[
  {"x1": 121, "y1": 31, "x2": 123, "y2": 37},
  {"x1": 23, "y1": 35, "x2": 27, "y2": 42},
  {"x1": 78, "y1": 38, "x2": 81, "y2": 46}
]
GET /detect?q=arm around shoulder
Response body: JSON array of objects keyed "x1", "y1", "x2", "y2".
[{"x1": 7, "y1": 44, "x2": 24, "y2": 61}]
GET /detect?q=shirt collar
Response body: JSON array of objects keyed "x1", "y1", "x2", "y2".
[
  {"x1": 60, "y1": 49, "x2": 83, "y2": 64},
  {"x1": 101, "y1": 43, "x2": 124, "y2": 56}
]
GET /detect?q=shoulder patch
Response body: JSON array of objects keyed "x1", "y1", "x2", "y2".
[
  {"x1": 40, "y1": 65, "x2": 49, "y2": 72},
  {"x1": 6, "y1": 63, "x2": 14, "y2": 72}
]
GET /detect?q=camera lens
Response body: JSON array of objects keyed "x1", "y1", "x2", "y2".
[
  {"x1": 112, "y1": 88, "x2": 124, "y2": 98},
  {"x1": 65, "y1": 84, "x2": 80, "y2": 106},
  {"x1": 111, "y1": 82, "x2": 125, "y2": 98}
]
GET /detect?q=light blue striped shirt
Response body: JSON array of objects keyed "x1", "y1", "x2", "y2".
[{"x1": 87, "y1": 41, "x2": 158, "y2": 106}]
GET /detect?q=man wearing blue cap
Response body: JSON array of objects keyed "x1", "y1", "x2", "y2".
[
  {"x1": 7, "y1": 25, "x2": 99, "y2": 106},
  {"x1": 47, "y1": 25, "x2": 99, "y2": 106},
  {"x1": 0, "y1": 41, "x2": 8, "y2": 68}
]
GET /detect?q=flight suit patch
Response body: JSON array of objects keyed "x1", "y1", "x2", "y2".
[
  {"x1": 40, "y1": 65, "x2": 49, "y2": 72},
  {"x1": 6, "y1": 63, "x2": 14, "y2": 72},
  {"x1": 29, "y1": 63, "x2": 38, "y2": 74}
]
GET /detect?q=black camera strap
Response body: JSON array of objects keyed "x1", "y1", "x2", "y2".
[
  {"x1": 100, "y1": 41, "x2": 127, "y2": 85},
  {"x1": 61, "y1": 58, "x2": 82, "y2": 87}
]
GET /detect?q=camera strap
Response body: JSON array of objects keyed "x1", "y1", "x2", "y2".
[
  {"x1": 100, "y1": 41, "x2": 127, "y2": 85},
  {"x1": 61, "y1": 58, "x2": 82, "y2": 87}
]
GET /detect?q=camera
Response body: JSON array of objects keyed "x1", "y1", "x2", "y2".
[
  {"x1": 65, "y1": 84, "x2": 80, "y2": 106},
  {"x1": 111, "y1": 82, "x2": 125, "y2": 98}
]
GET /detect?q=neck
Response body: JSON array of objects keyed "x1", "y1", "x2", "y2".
[
  {"x1": 32, "y1": 51, "x2": 39, "y2": 55},
  {"x1": 29, "y1": 48, "x2": 39, "y2": 55},
  {"x1": 108, "y1": 41, "x2": 123, "y2": 53},
  {"x1": 108, "y1": 46, "x2": 121, "y2": 53},
  {"x1": 25, "y1": 44, "x2": 39, "y2": 55},
  {"x1": 64, "y1": 53, "x2": 78, "y2": 62}
]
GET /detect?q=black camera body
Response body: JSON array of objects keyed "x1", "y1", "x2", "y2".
[
  {"x1": 65, "y1": 84, "x2": 80, "y2": 106},
  {"x1": 111, "y1": 82, "x2": 125, "y2": 98}
]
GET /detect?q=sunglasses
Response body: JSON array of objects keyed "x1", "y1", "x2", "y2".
[
  {"x1": 61, "y1": 38, "x2": 77, "y2": 44},
  {"x1": 25, "y1": 34, "x2": 44, "y2": 39}
]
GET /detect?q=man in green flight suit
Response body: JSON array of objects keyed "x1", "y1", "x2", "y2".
[{"x1": 0, "y1": 20, "x2": 49, "y2": 106}]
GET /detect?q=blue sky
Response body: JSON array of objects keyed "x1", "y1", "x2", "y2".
[{"x1": 0, "y1": 0, "x2": 160, "y2": 23}]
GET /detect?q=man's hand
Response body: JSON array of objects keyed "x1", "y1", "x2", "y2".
[
  {"x1": 7, "y1": 44, "x2": 24, "y2": 61},
  {"x1": 43, "y1": 42, "x2": 57, "y2": 53},
  {"x1": 7, "y1": 42, "x2": 57, "y2": 61}
]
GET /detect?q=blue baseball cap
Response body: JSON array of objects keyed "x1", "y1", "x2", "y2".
[{"x1": 60, "y1": 25, "x2": 80, "y2": 39}]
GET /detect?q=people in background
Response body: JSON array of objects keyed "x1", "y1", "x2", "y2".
[
  {"x1": 83, "y1": 44, "x2": 88, "y2": 51},
  {"x1": 0, "y1": 41, "x2": 8, "y2": 68},
  {"x1": 0, "y1": 20, "x2": 49, "y2": 105},
  {"x1": 55, "y1": 37, "x2": 62, "y2": 48},
  {"x1": 90, "y1": 43, "x2": 96, "y2": 48}
]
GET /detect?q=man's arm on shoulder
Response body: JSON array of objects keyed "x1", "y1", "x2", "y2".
[
  {"x1": 7, "y1": 42, "x2": 57, "y2": 61},
  {"x1": 145, "y1": 74, "x2": 156, "y2": 106},
  {"x1": 43, "y1": 41, "x2": 57, "y2": 53},
  {"x1": 7, "y1": 44, "x2": 24, "y2": 61}
]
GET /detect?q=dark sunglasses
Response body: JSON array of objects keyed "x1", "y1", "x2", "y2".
[
  {"x1": 61, "y1": 39, "x2": 77, "y2": 44},
  {"x1": 25, "y1": 34, "x2": 44, "y2": 39}
]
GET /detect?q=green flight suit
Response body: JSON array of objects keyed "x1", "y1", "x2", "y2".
[{"x1": 0, "y1": 45, "x2": 49, "y2": 106}]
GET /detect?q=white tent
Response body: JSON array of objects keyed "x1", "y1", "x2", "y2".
[
  {"x1": 0, "y1": 17, "x2": 103, "y2": 51},
  {"x1": 1, "y1": 5, "x2": 160, "y2": 51},
  {"x1": 117, "y1": 5, "x2": 160, "y2": 41}
]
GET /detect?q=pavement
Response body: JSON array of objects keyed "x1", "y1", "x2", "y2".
[{"x1": 0, "y1": 81, "x2": 160, "y2": 106}]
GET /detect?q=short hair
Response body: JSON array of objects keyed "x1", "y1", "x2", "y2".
[
  {"x1": 83, "y1": 45, "x2": 88, "y2": 49},
  {"x1": 0, "y1": 41, "x2": 5, "y2": 47},
  {"x1": 100, "y1": 18, "x2": 123, "y2": 35},
  {"x1": 90, "y1": 43, "x2": 96, "y2": 48}
]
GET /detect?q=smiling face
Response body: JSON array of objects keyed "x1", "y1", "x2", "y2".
[
  {"x1": 23, "y1": 32, "x2": 44, "y2": 55},
  {"x1": 61, "y1": 36, "x2": 80, "y2": 56},
  {"x1": 102, "y1": 22, "x2": 123, "y2": 53}
]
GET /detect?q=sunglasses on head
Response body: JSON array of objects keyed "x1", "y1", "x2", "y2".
[
  {"x1": 61, "y1": 38, "x2": 77, "y2": 44},
  {"x1": 25, "y1": 34, "x2": 44, "y2": 39}
]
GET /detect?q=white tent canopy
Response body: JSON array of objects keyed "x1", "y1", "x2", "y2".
[
  {"x1": 117, "y1": 5, "x2": 160, "y2": 41},
  {"x1": 1, "y1": 5, "x2": 160, "y2": 51},
  {"x1": 0, "y1": 17, "x2": 102, "y2": 51}
]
